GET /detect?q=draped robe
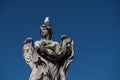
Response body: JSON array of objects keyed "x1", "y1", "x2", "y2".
[{"x1": 23, "y1": 38, "x2": 74, "y2": 80}]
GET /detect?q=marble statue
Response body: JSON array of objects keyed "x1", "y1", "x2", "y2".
[{"x1": 23, "y1": 17, "x2": 74, "y2": 80}]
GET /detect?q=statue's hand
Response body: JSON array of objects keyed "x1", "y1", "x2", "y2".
[
  {"x1": 61, "y1": 35, "x2": 73, "y2": 48},
  {"x1": 61, "y1": 35, "x2": 72, "y2": 44}
]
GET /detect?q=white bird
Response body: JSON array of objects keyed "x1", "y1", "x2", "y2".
[{"x1": 44, "y1": 17, "x2": 50, "y2": 28}]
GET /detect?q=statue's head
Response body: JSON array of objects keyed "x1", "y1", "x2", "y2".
[{"x1": 39, "y1": 24, "x2": 53, "y2": 40}]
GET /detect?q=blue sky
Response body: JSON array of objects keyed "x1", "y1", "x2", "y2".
[{"x1": 0, "y1": 0, "x2": 120, "y2": 80}]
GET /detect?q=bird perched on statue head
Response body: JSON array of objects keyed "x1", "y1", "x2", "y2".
[{"x1": 44, "y1": 17, "x2": 50, "y2": 29}]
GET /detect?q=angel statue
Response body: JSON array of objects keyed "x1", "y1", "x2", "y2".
[{"x1": 23, "y1": 17, "x2": 74, "y2": 80}]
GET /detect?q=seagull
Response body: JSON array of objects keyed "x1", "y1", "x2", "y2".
[{"x1": 44, "y1": 17, "x2": 50, "y2": 28}]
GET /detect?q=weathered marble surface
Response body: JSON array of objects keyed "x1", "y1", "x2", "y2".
[{"x1": 23, "y1": 17, "x2": 74, "y2": 80}]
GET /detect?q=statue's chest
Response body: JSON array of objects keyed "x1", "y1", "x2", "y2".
[{"x1": 39, "y1": 41, "x2": 55, "y2": 47}]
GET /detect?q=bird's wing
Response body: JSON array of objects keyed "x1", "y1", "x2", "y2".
[{"x1": 44, "y1": 17, "x2": 50, "y2": 27}]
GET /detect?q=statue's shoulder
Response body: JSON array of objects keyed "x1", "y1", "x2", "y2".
[
  {"x1": 53, "y1": 41, "x2": 59, "y2": 45},
  {"x1": 34, "y1": 40, "x2": 42, "y2": 47},
  {"x1": 34, "y1": 40, "x2": 41, "y2": 43},
  {"x1": 49, "y1": 40, "x2": 59, "y2": 45}
]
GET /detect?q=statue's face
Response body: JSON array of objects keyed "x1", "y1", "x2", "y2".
[{"x1": 40, "y1": 27, "x2": 49, "y2": 37}]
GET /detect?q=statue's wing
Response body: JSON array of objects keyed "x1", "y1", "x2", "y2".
[
  {"x1": 57, "y1": 37, "x2": 74, "y2": 80},
  {"x1": 31, "y1": 47, "x2": 39, "y2": 63},
  {"x1": 64, "y1": 41, "x2": 74, "y2": 69},
  {"x1": 23, "y1": 38, "x2": 34, "y2": 69}
]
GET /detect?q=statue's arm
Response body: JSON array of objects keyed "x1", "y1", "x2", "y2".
[
  {"x1": 45, "y1": 38, "x2": 74, "y2": 61},
  {"x1": 42, "y1": 40, "x2": 67, "y2": 61}
]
